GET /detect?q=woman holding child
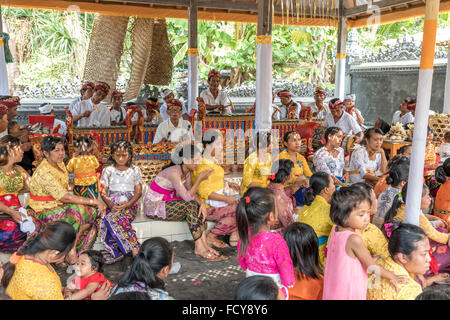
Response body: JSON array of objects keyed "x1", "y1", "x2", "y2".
[{"x1": 26, "y1": 136, "x2": 106, "y2": 262}]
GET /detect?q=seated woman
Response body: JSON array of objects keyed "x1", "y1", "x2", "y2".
[
  {"x1": 424, "y1": 127, "x2": 441, "y2": 197},
  {"x1": 367, "y1": 223, "x2": 429, "y2": 300},
  {"x1": 143, "y1": 144, "x2": 225, "y2": 261},
  {"x1": 434, "y1": 158, "x2": 450, "y2": 231},
  {"x1": 241, "y1": 131, "x2": 273, "y2": 195},
  {"x1": 277, "y1": 131, "x2": 311, "y2": 206},
  {"x1": 348, "y1": 128, "x2": 388, "y2": 186},
  {"x1": 26, "y1": 136, "x2": 106, "y2": 263},
  {"x1": 313, "y1": 127, "x2": 348, "y2": 186},
  {"x1": 192, "y1": 129, "x2": 241, "y2": 248},
  {"x1": 384, "y1": 183, "x2": 449, "y2": 274},
  {"x1": 0, "y1": 135, "x2": 39, "y2": 253},
  {"x1": 297, "y1": 172, "x2": 335, "y2": 267}
]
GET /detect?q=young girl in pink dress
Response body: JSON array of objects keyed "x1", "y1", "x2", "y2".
[
  {"x1": 323, "y1": 185, "x2": 408, "y2": 300},
  {"x1": 236, "y1": 187, "x2": 295, "y2": 299}
]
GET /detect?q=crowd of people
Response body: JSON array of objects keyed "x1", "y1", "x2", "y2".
[{"x1": 0, "y1": 69, "x2": 449, "y2": 301}]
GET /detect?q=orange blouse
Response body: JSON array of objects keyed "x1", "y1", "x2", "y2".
[
  {"x1": 434, "y1": 179, "x2": 450, "y2": 232},
  {"x1": 288, "y1": 273, "x2": 323, "y2": 300}
]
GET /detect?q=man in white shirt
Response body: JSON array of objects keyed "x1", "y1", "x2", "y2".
[
  {"x1": 71, "y1": 82, "x2": 111, "y2": 127},
  {"x1": 375, "y1": 97, "x2": 416, "y2": 134},
  {"x1": 324, "y1": 98, "x2": 363, "y2": 136},
  {"x1": 38, "y1": 102, "x2": 67, "y2": 136},
  {"x1": 159, "y1": 89, "x2": 188, "y2": 121},
  {"x1": 0, "y1": 95, "x2": 20, "y2": 121},
  {"x1": 0, "y1": 104, "x2": 8, "y2": 138},
  {"x1": 199, "y1": 69, "x2": 232, "y2": 115},
  {"x1": 144, "y1": 97, "x2": 163, "y2": 125},
  {"x1": 277, "y1": 90, "x2": 301, "y2": 119},
  {"x1": 153, "y1": 99, "x2": 194, "y2": 144},
  {"x1": 69, "y1": 81, "x2": 94, "y2": 114},
  {"x1": 110, "y1": 90, "x2": 127, "y2": 126},
  {"x1": 343, "y1": 94, "x2": 365, "y2": 126},
  {"x1": 305, "y1": 87, "x2": 328, "y2": 120}
]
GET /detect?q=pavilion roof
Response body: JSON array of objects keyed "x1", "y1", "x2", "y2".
[{"x1": 1, "y1": 0, "x2": 449, "y2": 28}]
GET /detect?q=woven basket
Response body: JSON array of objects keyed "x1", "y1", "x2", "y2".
[
  {"x1": 429, "y1": 115, "x2": 450, "y2": 142},
  {"x1": 144, "y1": 18, "x2": 173, "y2": 86},
  {"x1": 125, "y1": 18, "x2": 155, "y2": 101},
  {"x1": 83, "y1": 14, "x2": 129, "y2": 101}
]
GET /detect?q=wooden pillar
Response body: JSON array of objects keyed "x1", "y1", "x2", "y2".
[
  {"x1": 334, "y1": 0, "x2": 347, "y2": 101},
  {"x1": 187, "y1": 0, "x2": 198, "y2": 116},
  {"x1": 0, "y1": 2, "x2": 9, "y2": 95},
  {"x1": 444, "y1": 42, "x2": 450, "y2": 114},
  {"x1": 256, "y1": 0, "x2": 273, "y2": 133},
  {"x1": 405, "y1": 0, "x2": 440, "y2": 226}
]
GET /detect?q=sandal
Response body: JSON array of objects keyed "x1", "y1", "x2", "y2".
[
  {"x1": 195, "y1": 251, "x2": 229, "y2": 262},
  {"x1": 207, "y1": 237, "x2": 229, "y2": 248}
]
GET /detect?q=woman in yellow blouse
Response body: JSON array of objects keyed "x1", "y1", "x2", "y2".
[
  {"x1": 241, "y1": 131, "x2": 272, "y2": 195},
  {"x1": 367, "y1": 223, "x2": 429, "y2": 300},
  {"x1": 298, "y1": 172, "x2": 335, "y2": 267},
  {"x1": 192, "y1": 129, "x2": 241, "y2": 248},
  {"x1": 27, "y1": 136, "x2": 106, "y2": 262},
  {"x1": 4, "y1": 221, "x2": 75, "y2": 300},
  {"x1": 277, "y1": 131, "x2": 311, "y2": 206}
]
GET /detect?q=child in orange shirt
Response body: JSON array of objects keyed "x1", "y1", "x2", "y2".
[{"x1": 284, "y1": 222, "x2": 324, "y2": 300}]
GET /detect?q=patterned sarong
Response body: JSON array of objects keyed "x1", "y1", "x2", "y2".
[{"x1": 73, "y1": 182, "x2": 99, "y2": 200}]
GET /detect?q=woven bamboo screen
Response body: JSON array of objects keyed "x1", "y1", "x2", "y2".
[
  {"x1": 144, "y1": 18, "x2": 173, "y2": 86},
  {"x1": 83, "y1": 14, "x2": 129, "y2": 100},
  {"x1": 125, "y1": 17, "x2": 155, "y2": 101}
]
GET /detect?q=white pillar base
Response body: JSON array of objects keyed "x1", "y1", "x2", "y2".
[{"x1": 0, "y1": 43, "x2": 9, "y2": 96}]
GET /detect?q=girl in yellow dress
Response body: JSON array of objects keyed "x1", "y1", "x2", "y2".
[
  {"x1": 67, "y1": 136, "x2": 100, "y2": 199},
  {"x1": 277, "y1": 131, "x2": 311, "y2": 206},
  {"x1": 241, "y1": 131, "x2": 273, "y2": 195}
]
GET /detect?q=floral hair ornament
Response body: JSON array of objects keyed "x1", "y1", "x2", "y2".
[
  {"x1": 244, "y1": 196, "x2": 251, "y2": 204},
  {"x1": 384, "y1": 222, "x2": 394, "y2": 238},
  {"x1": 269, "y1": 173, "x2": 276, "y2": 181},
  {"x1": 9, "y1": 252, "x2": 21, "y2": 265}
]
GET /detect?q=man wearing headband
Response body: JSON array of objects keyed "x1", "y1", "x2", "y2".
[
  {"x1": 153, "y1": 98, "x2": 194, "y2": 144},
  {"x1": 69, "y1": 81, "x2": 95, "y2": 114},
  {"x1": 199, "y1": 69, "x2": 232, "y2": 115},
  {"x1": 0, "y1": 96, "x2": 20, "y2": 121},
  {"x1": 323, "y1": 98, "x2": 362, "y2": 137},
  {"x1": 343, "y1": 94, "x2": 365, "y2": 126},
  {"x1": 145, "y1": 97, "x2": 163, "y2": 125},
  {"x1": 71, "y1": 81, "x2": 111, "y2": 127},
  {"x1": 110, "y1": 90, "x2": 127, "y2": 126},
  {"x1": 374, "y1": 97, "x2": 416, "y2": 135},
  {"x1": 159, "y1": 89, "x2": 188, "y2": 121},
  {"x1": 39, "y1": 102, "x2": 67, "y2": 136},
  {"x1": 0, "y1": 105, "x2": 8, "y2": 138},
  {"x1": 305, "y1": 87, "x2": 328, "y2": 120},
  {"x1": 277, "y1": 90, "x2": 301, "y2": 119}
]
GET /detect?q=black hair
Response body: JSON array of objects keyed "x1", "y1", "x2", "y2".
[
  {"x1": 283, "y1": 130, "x2": 300, "y2": 144},
  {"x1": 108, "y1": 292, "x2": 152, "y2": 300},
  {"x1": 0, "y1": 135, "x2": 21, "y2": 166},
  {"x1": 109, "y1": 140, "x2": 133, "y2": 167},
  {"x1": 270, "y1": 159, "x2": 294, "y2": 184},
  {"x1": 284, "y1": 222, "x2": 323, "y2": 280},
  {"x1": 236, "y1": 187, "x2": 275, "y2": 258},
  {"x1": 364, "y1": 127, "x2": 384, "y2": 142},
  {"x1": 74, "y1": 136, "x2": 94, "y2": 155},
  {"x1": 80, "y1": 250, "x2": 104, "y2": 273},
  {"x1": 397, "y1": 145, "x2": 412, "y2": 156},
  {"x1": 330, "y1": 185, "x2": 371, "y2": 228},
  {"x1": 387, "y1": 155, "x2": 410, "y2": 171},
  {"x1": 7, "y1": 120, "x2": 19, "y2": 132},
  {"x1": 1, "y1": 221, "x2": 76, "y2": 288},
  {"x1": 162, "y1": 143, "x2": 201, "y2": 171},
  {"x1": 435, "y1": 158, "x2": 450, "y2": 184},
  {"x1": 113, "y1": 237, "x2": 173, "y2": 294},
  {"x1": 125, "y1": 102, "x2": 135, "y2": 107},
  {"x1": 351, "y1": 181, "x2": 373, "y2": 197},
  {"x1": 147, "y1": 97, "x2": 158, "y2": 103},
  {"x1": 444, "y1": 131, "x2": 450, "y2": 142},
  {"x1": 382, "y1": 183, "x2": 429, "y2": 230},
  {"x1": 386, "y1": 164, "x2": 409, "y2": 187},
  {"x1": 387, "y1": 222, "x2": 427, "y2": 262},
  {"x1": 304, "y1": 172, "x2": 331, "y2": 206},
  {"x1": 324, "y1": 127, "x2": 342, "y2": 144},
  {"x1": 415, "y1": 286, "x2": 450, "y2": 300},
  {"x1": 41, "y1": 135, "x2": 64, "y2": 153},
  {"x1": 234, "y1": 276, "x2": 279, "y2": 300},
  {"x1": 202, "y1": 129, "x2": 222, "y2": 150},
  {"x1": 329, "y1": 98, "x2": 340, "y2": 105}
]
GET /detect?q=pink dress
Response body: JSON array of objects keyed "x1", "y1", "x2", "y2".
[
  {"x1": 237, "y1": 231, "x2": 295, "y2": 288},
  {"x1": 323, "y1": 227, "x2": 368, "y2": 300}
]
